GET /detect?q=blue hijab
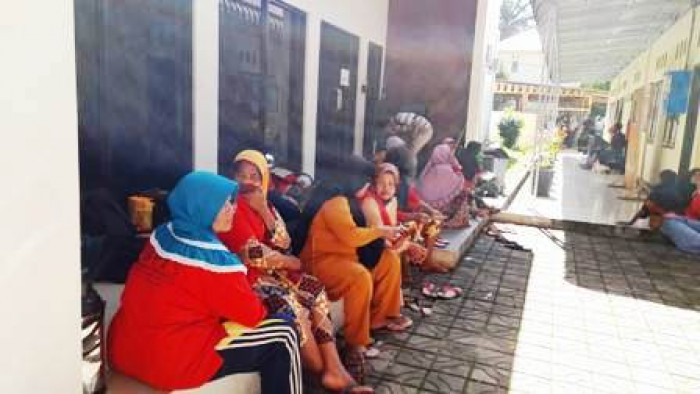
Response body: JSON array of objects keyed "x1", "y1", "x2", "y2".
[{"x1": 150, "y1": 171, "x2": 246, "y2": 273}]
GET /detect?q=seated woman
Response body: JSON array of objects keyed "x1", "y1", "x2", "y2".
[
  {"x1": 627, "y1": 170, "x2": 686, "y2": 228},
  {"x1": 385, "y1": 145, "x2": 444, "y2": 223},
  {"x1": 456, "y1": 141, "x2": 483, "y2": 189},
  {"x1": 661, "y1": 168, "x2": 700, "y2": 254},
  {"x1": 361, "y1": 164, "x2": 461, "y2": 305},
  {"x1": 218, "y1": 150, "x2": 370, "y2": 393},
  {"x1": 417, "y1": 139, "x2": 474, "y2": 228},
  {"x1": 360, "y1": 163, "x2": 428, "y2": 266},
  {"x1": 294, "y1": 157, "x2": 409, "y2": 383},
  {"x1": 108, "y1": 171, "x2": 301, "y2": 394}
]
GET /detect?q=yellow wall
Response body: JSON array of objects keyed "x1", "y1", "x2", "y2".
[{"x1": 609, "y1": 9, "x2": 697, "y2": 182}]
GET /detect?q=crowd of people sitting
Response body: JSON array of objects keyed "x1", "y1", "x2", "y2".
[
  {"x1": 629, "y1": 168, "x2": 700, "y2": 254},
  {"x1": 106, "y1": 112, "x2": 503, "y2": 393}
]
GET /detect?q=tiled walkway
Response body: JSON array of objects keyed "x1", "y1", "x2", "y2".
[
  {"x1": 359, "y1": 225, "x2": 700, "y2": 393},
  {"x1": 508, "y1": 151, "x2": 641, "y2": 226}
]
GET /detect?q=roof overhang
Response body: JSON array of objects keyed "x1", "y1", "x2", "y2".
[{"x1": 531, "y1": 0, "x2": 692, "y2": 83}]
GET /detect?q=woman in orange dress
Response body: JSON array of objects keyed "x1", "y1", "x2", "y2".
[{"x1": 294, "y1": 157, "x2": 411, "y2": 382}]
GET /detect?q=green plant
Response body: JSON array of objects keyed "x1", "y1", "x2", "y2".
[
  {"x1": 498, "y1": 110, "x2": 524, "y2": 149},
  {"x1": 540, "y1": 135, "x2": 563, "y2": 169}
]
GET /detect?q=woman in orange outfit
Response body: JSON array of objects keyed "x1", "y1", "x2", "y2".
[{"x1": 294, "y1": 157, "x2": 411, "y2": 383}]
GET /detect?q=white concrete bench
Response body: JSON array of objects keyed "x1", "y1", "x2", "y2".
[{"x1": 95, "y1": 283, "x2": 344, "y2": 394}]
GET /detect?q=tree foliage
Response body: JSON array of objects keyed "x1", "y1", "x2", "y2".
[{"x1": 500, "y1": 0, "x2": 534, "y2": 40}]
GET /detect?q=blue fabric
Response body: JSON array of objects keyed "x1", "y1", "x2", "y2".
[
  {"x1": 153, "y1": 171, "x2": 244, "y2": 269},
  {"x1": 667, "y1": 71, "x2": 691, "y2": 116},
  {"x1": 661, "y1": 217, "x2": 700, "y2": 255}
]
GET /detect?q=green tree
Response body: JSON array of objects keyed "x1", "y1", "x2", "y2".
[
  {"x1": 581, "y1": 81, "x2": 611, "y2": 91},
  {"x1": 500, "y1": 0, "x2": 534, "y2": 40}
]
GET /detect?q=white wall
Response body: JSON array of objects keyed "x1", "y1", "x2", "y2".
[
  {"x1": 193, "y1": 0, "x2": 220, "y2": 172},
  {"x1": 499, "y1": 50, "x2": 546, "y2": 85},
  {"x1": 285, "y1": 0, "x2": 390, "y2": 175},
  {"x1": 0, "y1": 1, "x2": 82, "y2": 392},
  {"x1": 466, "y1": 0, "x2": 501, "y2": 143}
]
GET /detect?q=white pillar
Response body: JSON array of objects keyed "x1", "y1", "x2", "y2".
[
  {"x1": 192, "y1": 0, "x2": 220, "y2": 172},
  {"x1": 354, "y1": 38, "x2": 369, "y2": 156},
  {"x1": 302, "y1": 13, "x2": 321, "y2": 177},
  {"x1": 465, "y1": 0, "x2": 500, "y2": 144},
  {"x1": 0, "y1": 1, "x2": 81, "y2": 392}
]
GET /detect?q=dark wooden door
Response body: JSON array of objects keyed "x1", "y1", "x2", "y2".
[
  {"x1": 315, "y1": 22, "x2": 359, "y2": 178},
  {"x1": 363, "y1": 42, "x2": 384, "y2": 159},
  {"x1": 75, "y1": 0, "x2": 192, "y2": 196},
  {"x1": 218, "y1": 0, "x2": 306, "y2": 172}
]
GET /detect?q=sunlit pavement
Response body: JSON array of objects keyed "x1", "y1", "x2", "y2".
[{"x1": 315, "y1": 225, "x2": 700, "y2": 393}]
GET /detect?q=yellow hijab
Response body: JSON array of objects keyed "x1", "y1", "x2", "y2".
[{"x1": 233, "y1": 150, "x2": 270, "y2": 197}]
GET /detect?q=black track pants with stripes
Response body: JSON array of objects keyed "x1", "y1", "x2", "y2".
[{"x1": 212, "y1": 319, "x2": 302, "y2": 394}]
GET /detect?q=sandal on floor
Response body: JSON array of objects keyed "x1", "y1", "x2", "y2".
[
  {"x1": 384, "y1": 315, "x2": 413, "y2": 332},
  {"x1": 436, "y1": 287, "x2": 460, "y2": 300},
  {"x1": 371, "y1": 315, "x2": 413, "y2": 333},
  {"x1": 364, "y1": 346, "x2": 381, "y2": 359},
  {"x1": 407, "y1": 296, "x2": 433, "y2": 316},
  {"x1": 422, "y1": 282, "x2": 440, "y2": 298},
  {"x1": 440, "y1": 284, "x2": 463, "y2": 298},
  {"x1": 339, "y1": 383, "x2": 375, "y2": 393}
]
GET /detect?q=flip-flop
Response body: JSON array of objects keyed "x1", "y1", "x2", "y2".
[
  {"x1": 371, "y1": 315, "x2": 413, "y2": 333},
  {"x1": 441, "y1": 284, "x2": 463, "y2": 297},
  {"x1": 422, "y1": 282, "x2": 439, "y2": 298},
  {"x1": 364, "y1": 346, "x2": 381, "y2": 359},
  {"x1": 407, "y1": 297, "x2": 433, "y2": 316},
  {"x1": 339, "y1": 383, "x2": 375, "y2": 394},
  {"x1": 436, "y1": 286, "x2": 460, "y2": 300},
  {"x1": 384, "y1": 315, "x2": 413, "y2": 332}
]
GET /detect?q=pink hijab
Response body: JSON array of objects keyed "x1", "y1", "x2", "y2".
[{"x1": 417, "y1": 144, "x2": 464, "y2": 208}]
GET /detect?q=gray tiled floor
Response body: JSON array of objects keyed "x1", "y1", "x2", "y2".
[
  {"x1": 508, "y1": 151, "x2": 642, "y2": 226},
  {"x1": 315, "y1": 224, "x2": 700, "y2": 393}
]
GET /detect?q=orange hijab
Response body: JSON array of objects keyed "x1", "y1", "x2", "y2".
[{"x1": 234, "y1": 150, "x2": 270, "y2": 197}]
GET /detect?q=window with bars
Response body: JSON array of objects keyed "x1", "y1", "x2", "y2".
[{"x1": 662, "y1": 116, "x2": 679, "y2": 148}]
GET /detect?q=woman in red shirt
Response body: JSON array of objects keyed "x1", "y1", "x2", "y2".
[
  {"x1": 684, "y1": 168, "x2": 700, "y2": 219},
  {"x1": 219, "y1": 150, "x2": 372, "y2": 393},
  {"x1": 108, "y1": 171, "x2": 301, "y2": 393}
]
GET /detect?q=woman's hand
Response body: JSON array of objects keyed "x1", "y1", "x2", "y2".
[
  {"x1": 273, "y1": 229, "x2": 292, "y2": 251},
  {"x1": 391, "y1": 237, "x2": 410, "y2": 253},
  {"x1": 281, "y1": 255, "x2": 302, "y2": 271},
  {"x1": 246, "y1": 188, "x2": 268, "y2": 215},
  {"x1": 413, "y1": 212, "x2": 431, "y2": 224},
  {"x1": 428, "y1": 209, "x2": 445, "y2": 221},
  {"x1": 378, "y1": 225, "x2": 400, "y2": 240}
]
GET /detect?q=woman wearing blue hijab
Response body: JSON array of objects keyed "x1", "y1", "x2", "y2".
[{"x1": 108, "y1": 171, "x2": 301, "y2": 394}]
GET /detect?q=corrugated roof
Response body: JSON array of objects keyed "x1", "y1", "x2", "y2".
[{"x1": 532, "y1": 0, "x2": 691, "y2": 82}]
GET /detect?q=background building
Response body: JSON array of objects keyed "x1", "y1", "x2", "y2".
[{"x1": 497, "y1": 29, "x2": 548, "y2": 85}]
